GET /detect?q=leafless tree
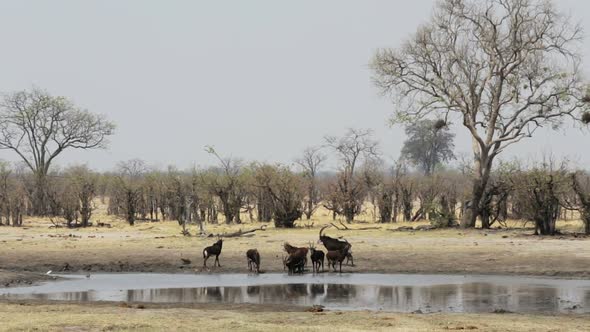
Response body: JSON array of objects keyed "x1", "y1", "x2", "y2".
[
  {"x1": 372, "y1": 0, "x2": 588, "y2": 228},
  {"x1": 59, "y1": 165, "x2": 97, "y2": 227},
  {"x1": 0, "y1": 161, "x2": 11, "y2": 225},
  {"x1": 375, "y1": 172, "x2": 395, "y2": 223},
  {"x1": 360, "y1": 158, "x2": 384, "y2": 221},
  {"x1": 110, "y1": 159, "x2": 146, "y2": 226},
  {"x1": 253, "y1": 163, "x2": 304, "y2": 228},
  {"x1": 204, "y1": 146, "x2": 249, "y2": 224},
  {"x1": 325, "y1": 128, "x2": 379, "y2": 222},
  {"x1": 511, "y1": 159, "x2": 569, "y2": 235},
  {"x1": 295, "y1": 146, "x2": 327, "y2": 220},
  {"x1": 413, "y1": 175, "x2": 445, "y2": 221},
  {"x1": 0, "y1": 88, "x2": 115, "y2": 215},
  {"x1": 562, "y1": 171, "x2": 590, "y2": 235}
]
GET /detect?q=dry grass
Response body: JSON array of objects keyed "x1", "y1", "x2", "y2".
[
  {"x1": 0, "y1": 302, "x2": 589, "y2": 332},
  {"x1": 1, "y1": 204, "x2": 590, "y2": 330},
  {"x1": 0, "y1": 203, "x2": 589, "y2": 278}
]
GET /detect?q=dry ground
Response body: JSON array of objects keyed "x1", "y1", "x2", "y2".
[
  {"x1": 0, "y1": 212, "x2": 589, "y2": 282},
  {"x1": 0, "y1": 301, "x2": 589, "y2": 332},
  {"x1": 1, "y1": 208, "x2": 589, "y2": 331}
]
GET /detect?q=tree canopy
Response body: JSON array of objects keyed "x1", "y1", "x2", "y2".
[{"x1": 401, "y1": 119, "x2": 455, "y2": 175}]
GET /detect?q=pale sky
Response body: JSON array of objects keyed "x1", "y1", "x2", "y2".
[{"x1": 0, "y1": 0, "x2": 588, "y2": 172}]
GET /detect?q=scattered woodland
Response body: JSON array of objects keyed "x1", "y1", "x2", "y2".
[{"x1": 1, "y1": 0, "x2": 590, "y2": 238}]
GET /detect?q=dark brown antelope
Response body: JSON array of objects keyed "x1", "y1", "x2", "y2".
[
  {"x1": 284, "y1": 242, "x2": 308, "y2": 274},
  {"x1": 203, "y1": 238, "x2": 223, "y2": 268},
  {"x1": 308, "y1": 242, "x2": 324, "y2": 273},
  {"x1": 246, "y1": 249, "x2": 260, "y2": 273},
  {"x1": 326, "y1": 242, "x2": 351, "y2": 273},
  {"x1": 318, "y1": 225, "x2": 353, "y2": 265},
  {"x1": 285, "y1": 254, "x2": 306, "y2": 274}
]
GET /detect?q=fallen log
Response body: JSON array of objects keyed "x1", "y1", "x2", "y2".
[
  {"x1": 355, "y1": 226, "x2": 382, "y2": 230},
  {"x1": 389, "y1": 226, "x2": 414, "y2": 232},
  {"x1": 330, "y1": 222, "x2": 380, "y2": 231},
  {"x1": 208, "y1": 225, "x2": 268, "y2": 238}
]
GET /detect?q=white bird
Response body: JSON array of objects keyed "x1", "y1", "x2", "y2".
[{"x1": 46, "y1": 270, "x2": 52, "y2": 275}]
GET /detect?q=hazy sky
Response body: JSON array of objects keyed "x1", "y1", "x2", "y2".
[{"x1": 0, "y1": 0, "x2": 589, "y2": 172}]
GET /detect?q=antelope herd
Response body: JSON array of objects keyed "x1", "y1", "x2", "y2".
[{"x1": 201, "y1": 225, "x2": 353, "y2": 274}]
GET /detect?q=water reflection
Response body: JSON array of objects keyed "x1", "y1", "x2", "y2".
[{"x1": 6, "y1": 281, "x2": 589, "y2": 314}]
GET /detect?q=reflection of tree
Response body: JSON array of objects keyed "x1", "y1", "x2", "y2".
[
  {"x1": 58, "y1": 291, "x2": 91, "y2": 302},
  {"x1": 418, "y1": 284, "x2": 460, "y2": 312},
  {"x1": 512, "y1": 286, "x2": 558, "y2": 313},
  {"x1": 310, "y1": 284, "x2": 325, "y2": 298},
  {"x1": 223, "y1": 286, "x2": 246, "y2": 303},
  {"x1": 326, "y1": 284, "x2": 356, "y2": 302},
  {"x1": 9, "y1": 280, "x2": 587, "y2": 314},
  {"x1": 377, "y1": 286, "x2": 392, "y2": 305},
  {"x1": 286, "y1": 284, "x2": 308, "y2": 298},
  {"x1": 205, "y1": 286, "x2": 223, "y2": 301},
  {"x1": 247, "y1": 286, "x2": 260, "y2": 296}
]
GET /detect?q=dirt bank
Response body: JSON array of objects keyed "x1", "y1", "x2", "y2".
[
  {"x1": 1, "y1": 219, "x2": 589, "y2": 287},
  {"x1": 0, "y1": 270, "x2": 55, "y2": 288},
  {"x1": 0, "y1": 301, "x2": 588, "y2": 332}
]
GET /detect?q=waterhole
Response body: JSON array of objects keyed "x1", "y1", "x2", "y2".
[{"x1": 1, "y1": 273, "x2": 589, "y2": 313}]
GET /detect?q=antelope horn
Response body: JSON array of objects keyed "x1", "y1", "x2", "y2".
[{"x1": 319, "y1": 224, "x2": 331, "y2": 237}]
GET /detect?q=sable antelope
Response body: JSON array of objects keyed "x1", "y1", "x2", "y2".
[
  {"x1": 326, "y1": 243, "x2": 351, "y2": 273},
  {"x1": 284, "y1": 242, "x2": 308, "y2": 268},
  {"x1": 318, "y1": 225, "x2": 354, "y2": 265},
  {"x1": 284, "y1": 242, "x2": 308, "y2": 273},
  {"x1": 203, "y1": 238, "x2": 223, "y2": 268},
  {"x1": 285, "y1": 254, "x2": 306, "y2": 274},
  {"x1": 246, "y1": 249, "x2": 261, "y2": 273},
  {"x1": 308, "y1": 242, "x2": 324, "y2": 273}
]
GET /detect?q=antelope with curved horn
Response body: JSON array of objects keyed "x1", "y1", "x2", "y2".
[{"x1": 203, "y1": 238, "x2": 223, "y2": 268}]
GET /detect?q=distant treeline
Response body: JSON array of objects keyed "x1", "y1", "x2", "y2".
[{"x1": 0, "y1": 155, "x2": 589, "y2": 236}]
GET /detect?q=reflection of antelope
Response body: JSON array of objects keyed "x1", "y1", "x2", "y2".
[
  {"x1": 308, "y1": 242, "x2": 324, "y2": 273},
  {"x1": 203, "y1": 238, "x2": 223, "y2": 267},
  {"x1": 318, "y1": 225, "x2": 353, "y2": 265},
  {"x1": 246, "y1": 249, "x2": 260, "y2": 273}
]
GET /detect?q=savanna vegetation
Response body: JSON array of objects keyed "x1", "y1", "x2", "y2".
[{"x1": 2, "y1": 0, "x2": 590, "y2": 330}]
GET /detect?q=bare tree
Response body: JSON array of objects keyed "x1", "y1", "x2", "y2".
[
  {"x1": 295, "y1": 146, "x2": 326, "y2": 220},
  {"x1": 563, "y1": 172, "x2": 590, "y2": 235},
  {"x1": 253, "y1": 163, "x2": 304, "y2": 228},
  {"x1": 325, "y1": 128, "x2": 379, "y2": 222},
  {"x1": 375, "y1": 173, "x2": 395, "y2": 223},
  {"x1": 204, "y1": 146, "x2": 249, "y2": 224},
  {"x1": 0, "y1": 88, "x2": 115, "y2": 215},
  {"x1": 0, "y1": 161, "x2": 11, "y2": 226},
  {"x1": 372, "y1": 0, "x2": 588, "y2": 228},
  {"x1": 110, "y1": 159, "x2": 146, "y2": 226},
  {"x1": 61, "y1": 165, "x2": 97, "y2": 227},
  {"x1": 511, "y1": 160, "x2": 569, "y2": 235}
]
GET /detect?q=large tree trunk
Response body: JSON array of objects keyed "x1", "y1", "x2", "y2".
[
  {"x1": 461, "y1": 146, "x2": 494, "y2": 229},
  {"x1": 461, "y1": 176, "x2": 485, "y2": 228},
  {"x1": 305, "y1": 197, "x2": 313, "y2": 220},
  {"x1": 32, "y1": 171, "x2": 48, "y2": 216},
  {"x1": 344, "y1": 200, "x2": 355, "y2": 223}
]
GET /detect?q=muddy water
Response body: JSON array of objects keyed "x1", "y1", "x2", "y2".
[{"x1": 1, "y1": 273, "x2": 589, "y2": 313}]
